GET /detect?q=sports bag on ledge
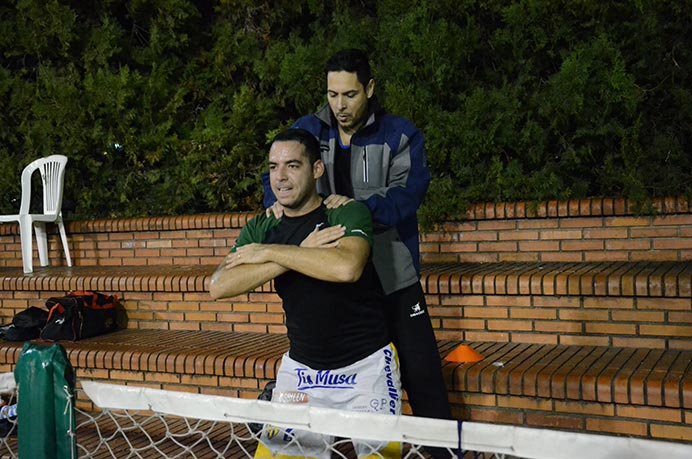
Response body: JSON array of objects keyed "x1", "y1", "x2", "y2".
[{"x1": 40, "y1": 290, "x2": 119, "y2": 341}]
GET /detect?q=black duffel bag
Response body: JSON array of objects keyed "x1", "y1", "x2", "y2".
[
  {"x1": 41, "y1": 290, "x2": 119, "y2": 341},
  {"x1": 1, "y1": 306, "x2": 49, "y2": 341}
]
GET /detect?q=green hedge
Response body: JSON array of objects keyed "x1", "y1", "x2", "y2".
[{"x1": 0, "y1": 0, "x2": 690, "y2": 225}]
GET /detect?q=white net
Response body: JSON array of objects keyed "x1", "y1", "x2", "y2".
[{"x1": 2, "y1": 375, "x2": 692, "y2": 459}]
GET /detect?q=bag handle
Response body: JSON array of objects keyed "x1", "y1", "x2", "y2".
[{"x1": 68, "y1": 290, "x2": 119, "y2": 309}]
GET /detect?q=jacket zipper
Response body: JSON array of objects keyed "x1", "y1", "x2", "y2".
[{"x1": 362, "y1": 147, "x2": 368, "y2": 183}]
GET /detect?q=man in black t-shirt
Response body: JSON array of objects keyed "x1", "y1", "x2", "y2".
[{"x1": 210, "y1": 129, "x2": 402, "y2": 459}]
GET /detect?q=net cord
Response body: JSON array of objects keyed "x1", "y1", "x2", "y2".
[
  {"x1": 457, "y1": 420, "x2": 463, "y2": 458},
  {"x1": 81, "y1": 380, "x2": 692, "y2": 459}
]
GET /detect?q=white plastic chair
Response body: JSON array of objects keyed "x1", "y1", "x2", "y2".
[{"x1": 0, "y1": 154, "x2": 72, "y2": 273}]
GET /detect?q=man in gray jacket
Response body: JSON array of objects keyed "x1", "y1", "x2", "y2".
[{"x1": 263, "y1": 50, "x2": 453, "y2": 434}]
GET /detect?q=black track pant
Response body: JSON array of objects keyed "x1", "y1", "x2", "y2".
[{"x1": 385, "y1": 282, "x2": 453, "y2": 421}]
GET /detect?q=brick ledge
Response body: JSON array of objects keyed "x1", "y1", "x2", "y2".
[
  {"x1": 1, "y1": 261, "x2": 690, "y2": 298},
  {"x1": 2, "y1": 330, "x2": 689, "y2": 409},
  {"x1": 462, "y1": 196, "x2": 691, "y2": 220},
  {"x1": 0, "y1": 329, "x2": 288, "y2": 380},
  {"x1": 442, "y1": 341, "x2": 692, "y2": 408},
  {"x1": 423, "y1": 261, "x2": 692, "y2": 297},
  {"x1": 0, "y1": 265, "x2": 215, "y2": 292}
]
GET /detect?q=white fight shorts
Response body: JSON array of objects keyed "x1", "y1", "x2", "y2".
[{"x1": 254, "y1": 343, "x2": 402, "y2": 459}]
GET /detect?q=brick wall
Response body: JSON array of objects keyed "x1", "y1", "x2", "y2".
[
  {"x1": 1, "y1": 197, "x2": 690, "y2": 347},
  {"x1": 1, "y1": 198, "x2": 690, "y2": 268},
  {"x1": 421, "y1": 197, "x2": 692, "y2": 263},
  {"x1": 0, "y1": 213, "x2": 255, "y2": 269}
]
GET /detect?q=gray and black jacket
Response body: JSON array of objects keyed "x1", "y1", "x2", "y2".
[{"x1": 263, "y1": 98, "x2": 430, "y2": 295}]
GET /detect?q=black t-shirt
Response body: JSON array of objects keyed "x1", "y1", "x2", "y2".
[
  {"x1": 234, "y1": 203, "x2": 388, "y2": 369},
  {"x1": 334, "y1": 141, "x2": 355, "y2": 198}
]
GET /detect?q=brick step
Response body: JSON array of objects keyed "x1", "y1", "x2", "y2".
[
  {"x1": 443, "y1": 342, "x2": 692, "y2": 442},
  {"x1": 441, "y1": 341, "x2": 692, "y2": 408},
  {"x1": 2, "y1": 261, "x2": 690, "y2": 297},
  {"x1": 1, "y1": 329, "x2": 689, "y2": 442},
  {"x1": 1, "y1": 261, "x2": 689, "y2": 348},
  {"x1": 423, "y1": 261, "x2": 692, "y2": 297},
  {"x1": 0, "y1": 329, "x2": 288, "y2": 386}
]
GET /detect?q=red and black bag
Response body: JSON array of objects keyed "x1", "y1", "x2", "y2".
[{"x1": 40, "y1": 290, "x2": 119, "y2": 341}]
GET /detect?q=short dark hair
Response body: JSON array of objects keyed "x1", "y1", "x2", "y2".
[
  {"x1": 271, "y1": 128, "x2": 321, "y2": 164},
  {"x1": 325, "y1": 49, "x2": 373, "y2": 89}
]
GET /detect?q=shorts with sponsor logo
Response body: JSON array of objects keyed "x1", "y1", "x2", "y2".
[{"x1": 254, "y1": 343, "x2": 402, "y2": 459}]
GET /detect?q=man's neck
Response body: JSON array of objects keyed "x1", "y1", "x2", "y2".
[
  {"x1": 338, "y1": 123, "x2": 363, "y2": 147},
  {"x1": 338, "y1": 128, "x2": 352, "y2": 147},
  {"x1": 334, "y1": 102, "x2": 370, "y2": 146}
]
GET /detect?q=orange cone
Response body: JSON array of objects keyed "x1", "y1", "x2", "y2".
[{"x1": 445, "y1": 344, "x2": 484, "y2": 363}]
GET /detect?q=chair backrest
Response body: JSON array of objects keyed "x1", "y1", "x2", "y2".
[{"x1": 18, "y1": 155, "x2": 68, "y2": 216}]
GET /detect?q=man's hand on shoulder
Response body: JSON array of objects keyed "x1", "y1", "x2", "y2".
[
  {"x1": 324, "y1": 194, "x2": 354, "y2": 209},
  {"x1": 265, "y1": 202, "x2": 284, "y2": 219}
]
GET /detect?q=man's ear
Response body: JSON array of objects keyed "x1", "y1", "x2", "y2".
[
  {"x1": 313, "y1": 159, "x2": 325, "y2": 179},
  {"x1": 366, "y1": 79, "x2": 375, "y2": 98}
]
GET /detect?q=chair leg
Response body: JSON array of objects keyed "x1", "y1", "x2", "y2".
[
  {"x1": 57, "y1": 219, "x2": 72, "y2": 267},
  {"x1": 34, "y1": 222, "x2": 49, "y2": 267},
  {"x1": 19, "y1": 216, "x2": 34, "y2": 274}
]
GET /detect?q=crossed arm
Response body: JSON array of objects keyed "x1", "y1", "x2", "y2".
[{"x1": 209, "y1": 225, "x2": 371, "y2": 300}]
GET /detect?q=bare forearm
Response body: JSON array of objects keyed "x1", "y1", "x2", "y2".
[
  {"x1": 264, "y1": 242, "x2": 367, "y2": 283},
  {"x1": 209, "y1": 262, "x2": 286, "y2": 299},
  {"x1": 214, "y1": 237, "x2": 371, "y2": 290}
]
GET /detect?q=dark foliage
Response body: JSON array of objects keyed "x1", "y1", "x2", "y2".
[{"x1": 0, "y1": 0, "x2": 690, "y2": 224}]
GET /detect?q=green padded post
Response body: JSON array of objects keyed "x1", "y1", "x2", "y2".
[{"x1": 14, "y1": 342, "x2": 76, "y2": 459}]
